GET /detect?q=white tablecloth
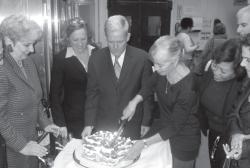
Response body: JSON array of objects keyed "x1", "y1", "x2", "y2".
[{"x1": 53, "y1": 139, "x2": 172, "y2": 168}]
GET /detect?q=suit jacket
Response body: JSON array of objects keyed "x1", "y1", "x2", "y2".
[
  {"x1": 228, "y1": 78, "x2": 250, "y2": 135},
  {"x1": 85, "y1": 45, "x2": 153, "y2": 139},
  {"x1": 0, "y1": 52, "x2": 51, "y2": 168}
]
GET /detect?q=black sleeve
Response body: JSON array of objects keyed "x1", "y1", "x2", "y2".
[
  {"x1": 50, "y1": 52, "x2": 66, "y2": 126},
  {"x1": 141, "y1": 59, "x2": 154, "y2": 126},
  {"x1": 84, "y1": 56, "x2": 100, "y2": 126}
]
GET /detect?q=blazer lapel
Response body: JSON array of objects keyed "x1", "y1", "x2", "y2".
[
  {"x1": 5, "y1": 53, "x2": 35, "y2": 91},
  {"x1": 105, "y1": 49, "x2": 119, "y2": 86},
  {"x1": 118, "y1": 48, "x2": 133, "y2": 84}
]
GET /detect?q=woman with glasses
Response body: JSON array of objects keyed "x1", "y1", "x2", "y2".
[
  {"x1": 50, "y1": 18, "x2": 96, "y2": 138},
  {"x1": 122, "y1": 36, "x2": 200, "y2": 168},
  {"x1": 197, "y1": 39, "x2": 245, "y2": 168},
  {"x1": 0, "y1": 15, "x2": 60, "y2": 168}
]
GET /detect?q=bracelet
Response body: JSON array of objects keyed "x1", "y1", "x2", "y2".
[{"x1": 143, "y1": 139, "x2": 149, "y2": 148}]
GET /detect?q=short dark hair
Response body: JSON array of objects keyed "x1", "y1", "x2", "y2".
[
  {"x1": 213, "y1": 23, "x2": 226, "y2": 35},
  {"x1": 213, "y1": 18, "x2": 221, "y2": 26},
  {"x1": 213, "y1": 39, "x2": 246, "y2": 79},
  {"x1": 180, "y1": 17, "x2": 193, "y2": 29}
]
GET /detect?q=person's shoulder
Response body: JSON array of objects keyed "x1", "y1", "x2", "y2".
[
  {"x1": 127, "y1": 45, "x2": 149, "y2": 58},
  {"x1": 89, "y1": 47, "x2": 109, "y2": 63},
  {"x1": 53, "y1": 48, "x2": 67, "y2": 62},
  {"x1": 177, "y1": 32, "x2": 188, "y2": 38},
  {"x1": 178, "y1": 72, "x2": 198, "y2": 92},
  {"x1": 91, "y1": 47, "x2": 108, "y2": 56}
]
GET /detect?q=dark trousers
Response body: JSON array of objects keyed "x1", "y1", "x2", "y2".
[
  {"x1": 173, "y1": 154, "x2": 195, "y2": 168},
  {"x1": 208, "y1": 129, "x2": 227, "y2": 168}
]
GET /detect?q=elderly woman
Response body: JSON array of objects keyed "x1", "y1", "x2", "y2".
[
  {"x1": 50, "y1": 18, "x2": 95, "y2": 138},
  {"x1": 197, "y1": 39, "x2": 244, "y2": 168},
  {"x1": 0, "y1": 15, "x2": 60, "y2": 168},
  {"x1": 122, "y1": 36, "x2": 200, "y2": 168}
]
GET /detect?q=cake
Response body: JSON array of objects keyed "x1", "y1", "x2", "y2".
[{"x1": 74, "y1": 131, "x2": 137, "y2": 168}]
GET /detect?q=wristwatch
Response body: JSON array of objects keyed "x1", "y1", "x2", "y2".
[{"x1": 143, "y1": 139, "x2": 149, "y2": 148}]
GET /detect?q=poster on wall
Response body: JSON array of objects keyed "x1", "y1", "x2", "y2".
[
  {"x1": 234, "y1": 0, "x2": 247, "y2": 5},
  {"x1": 198, "y1": 18, "x2": 213, "y2": 50}
]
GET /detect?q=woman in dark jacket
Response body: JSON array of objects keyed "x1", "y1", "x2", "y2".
[
  {"x1": 226, "y1": 45, "x2": 250, "y2": 167},
  {"x1": 122, "y1": 36, "x2": 201, "y2": 168},
  {"x1": 50, "y1": 18, "x2": 95, "y2": 138},
  {"x1": 197, "y1": 39, "x2": 244, "y2": 168}
]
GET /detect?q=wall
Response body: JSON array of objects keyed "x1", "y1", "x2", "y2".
[
  {"x1": 95, "y1": 0, "x2": 108, "y2": 47},
  {"x1": 171, "y1": 0, "x2": 246, "y2": 49}
]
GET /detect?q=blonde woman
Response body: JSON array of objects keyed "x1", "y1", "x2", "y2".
[
  {"x1": 0, "y1": 15, "x2": 60, "y2": 168},
  {"x1": 123, "y1": 36, "x2": 200, "y2": 168}
]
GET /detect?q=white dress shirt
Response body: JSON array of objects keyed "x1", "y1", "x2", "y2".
[{"x1": 110, "y1": 49, "x2": 126, "y2": 67}]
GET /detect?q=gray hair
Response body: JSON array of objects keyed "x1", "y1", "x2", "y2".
[
  {"x1": 237, "y1": 5, "x2": 250, "y2": 18},
  {"x1": 0, "y1": 15, "x2": 42, "y2": 43},
  {"x1": 149, "y1": 35, "x2": 182, "y2": 61},
  {"x1": 104, "y1": 15, "x2": 129, "y2": 35}
]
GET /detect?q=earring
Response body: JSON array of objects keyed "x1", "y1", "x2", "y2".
[{"x1": 6, "y1": 44, "x2": 13, "y2": 52}]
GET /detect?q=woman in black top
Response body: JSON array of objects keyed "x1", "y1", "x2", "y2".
[
  {"x1": 122, "y1": 36, "x2": 200, "y2": 168},
  {"x1": 50, "y1": 18, "x2": 95, "y2": 138},
  {"x1": 197, "y1": 39, "x2": 244, "y2": 168}
]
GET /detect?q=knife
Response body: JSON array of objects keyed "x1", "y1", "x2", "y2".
[{"x1": 109, "y1": 119, "x2": 127, "y2": 147}]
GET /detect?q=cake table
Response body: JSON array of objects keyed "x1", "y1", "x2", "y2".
[{"x1": 53, "y1": 139, "x2": 172, "y2": 168}]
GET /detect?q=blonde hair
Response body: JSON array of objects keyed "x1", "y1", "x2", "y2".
[
  {"x1": 104, "y1": 15, "x2": 129, "y2": 35},
  {"x1": 0, "y1": 15, "x2": 42, "y2": 43},
  {"x1": 149, "y1": 35, "x2": 182, "y2": 61}
]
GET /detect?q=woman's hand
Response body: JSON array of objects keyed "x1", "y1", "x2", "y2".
[
  {"x1": 20, "y1": 141, "x2": 48, "y2": 157},
  {"x1": 44, "y1": 124, "x2": 60, "y2": 137},
  {"x1": 125, "y1": 140, "x2": 144, "y2": 160},
  {"x1": 231, "y1": 133, "x2": 245, "y2": 151},
  {"x1": 223, "y1": 144, "x2": 242, "y2": 160},
  {"x1": 59, "y1": 127, "x2": 68, "y2": 139},
  {"x1": 141, "y1": 126, "x2": 150, "y2": 137}
]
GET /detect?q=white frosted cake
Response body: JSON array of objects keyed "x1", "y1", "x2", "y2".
[{"x1": 74, "y1": 131, "x2": 136, "y2": 168}]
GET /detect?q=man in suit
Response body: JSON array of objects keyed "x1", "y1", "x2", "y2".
[{"x1": 81, "y1": 15, "x2": 153, "y2": 139}]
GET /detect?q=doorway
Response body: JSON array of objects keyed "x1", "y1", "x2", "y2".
[{"x1": 108, "y1": 0, "x2": 172, "y2": 51}]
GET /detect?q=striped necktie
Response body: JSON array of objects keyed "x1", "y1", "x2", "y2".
[{"x1": 114, "y1": 56, "x2": 121, "y2": 79}]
